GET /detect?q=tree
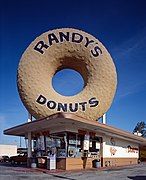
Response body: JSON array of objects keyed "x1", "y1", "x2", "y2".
[{"x1": 133, "y1": 121, "x2": 146, "y2": 137}]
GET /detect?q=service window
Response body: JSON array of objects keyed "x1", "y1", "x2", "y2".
[
  {"x1": 89, "y1": 136, "x2": 101, "y2": 152},
  {"x1": 67, "y1": 133, "x2": 84, "y2": 158}
]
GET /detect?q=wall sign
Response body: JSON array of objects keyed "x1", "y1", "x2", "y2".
[{"x1": 127, "y1": 145, "x2": 138, "y2": 153}]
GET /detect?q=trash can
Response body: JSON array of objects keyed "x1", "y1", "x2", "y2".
[
  {"x1": 92, "y1": 159, "x2": 100, "y2": 168},
  {"x1": 37, "y1": 157, "x2": 47, "y2": 168},
  {"x1": 31, "y1": 157, "x2": 37, "y2": 168}
]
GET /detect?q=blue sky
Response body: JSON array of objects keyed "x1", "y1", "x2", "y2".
[{"x1": 0, "y1": 0, "x2": 146, "y2": 146}]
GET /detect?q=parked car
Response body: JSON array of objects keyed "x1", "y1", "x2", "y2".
[
  {"x1": 0, "y1": 155, "x2": 9, "y2": 163},
  {"x1": 9, "y1": 153, "x2": 27, "y2": 165}
]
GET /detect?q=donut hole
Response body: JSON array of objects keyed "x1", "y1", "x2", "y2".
[
  {"x1": 52, "y1": 68, "x2": 85, "y2": 96},
  {"x1": 56, "y1": 56, "x2": 89, "y2": 86}
]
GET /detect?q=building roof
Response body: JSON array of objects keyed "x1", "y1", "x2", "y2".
[{"x1": 4, "y1": 113, "x2": 146, "y2": 145}]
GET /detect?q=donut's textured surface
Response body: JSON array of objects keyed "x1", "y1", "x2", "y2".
[{"x1": 17, "y1": 28, "x2": 117, "y2": 121}]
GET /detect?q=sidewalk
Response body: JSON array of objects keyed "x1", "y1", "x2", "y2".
[
  {"x1": 1, "y1": 162, "x2": 146, "y2": 180},
  {"x1": 13, "y1": 162, "x2": 145, "y2": 175}
]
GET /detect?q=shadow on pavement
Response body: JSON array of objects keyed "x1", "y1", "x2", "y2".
[
  {"x1": 51, "y1": 174, "x2": 76, "y2": 180},
  {"x1": 128, "y1": 176, "x2": 146, "y2": 180},
  {"x1": 0, "y1": 162, "x2": 27, "y2": 168}
]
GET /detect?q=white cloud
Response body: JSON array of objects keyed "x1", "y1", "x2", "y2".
[
  {"x1": 112, "y1": 26, "x2": 146, "y2": 60},
  {"x1": 111, "y1": 27, "x2": 146, "y2": 100},
  {"x1": 117, "y1": 81, "x2": 146, "y2": 99},
  {"x1": 0, "y1": 114, "x2": 6, "y2": 121}
]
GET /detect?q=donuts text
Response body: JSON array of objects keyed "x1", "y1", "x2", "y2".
[{"x1": 36, "y1": 94, "x2": 99, "y2": 112}]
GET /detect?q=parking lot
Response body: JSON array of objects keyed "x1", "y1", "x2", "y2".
[{"x1": 0, "y1": 162, "x2": 146, "y2": 180}]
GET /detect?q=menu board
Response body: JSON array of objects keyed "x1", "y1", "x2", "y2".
[
  {"x1": 46, "y1": 137, "x2": 61, "y2": 148},
  {"x1": 69, "y1": 135, "x2": 81, "y2": 145}
]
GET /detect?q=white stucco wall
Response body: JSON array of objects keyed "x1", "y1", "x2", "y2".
[
  {"x1": 0, "y1": 145, "x2": 17, "y2": 157},
  {"x1": 102, "y1": 136, "x2": 139, "y2": 158}
]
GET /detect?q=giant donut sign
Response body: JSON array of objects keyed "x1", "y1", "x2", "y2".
[{"x1": 17, "y1": 28, "x2": 117, "y2": 121}]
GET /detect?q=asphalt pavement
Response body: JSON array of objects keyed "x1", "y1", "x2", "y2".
[{"x1": 0, "y1": 162, "x2": 146, "y2": 180}]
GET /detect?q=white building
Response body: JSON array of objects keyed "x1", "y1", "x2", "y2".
[
  {"x1": 0, "y1": 144, "x2": 17, "y2": 157},
  {"x1": 4, "y1": 113, "x2": 146, "y2": 170}
]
